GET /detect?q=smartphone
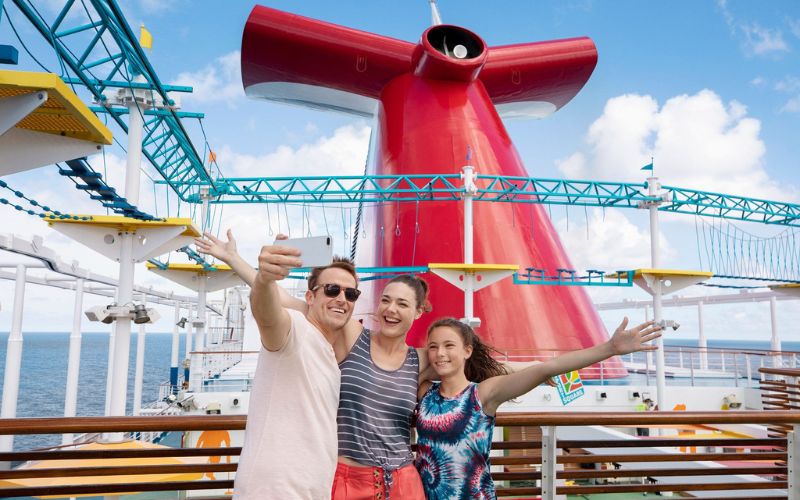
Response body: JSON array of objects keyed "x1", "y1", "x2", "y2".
[{"x1": 277, "y1": 235, "x2": 333, "y2": 268}]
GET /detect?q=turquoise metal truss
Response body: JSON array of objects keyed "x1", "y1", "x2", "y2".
[
  {"x1": 514, "y1": 268, "x2": 635, "y2": 287},
  {"x1": 10, "y1": 0, "x2": 215, "y2": 200},
  {"x1": 167, "y1": 174, "x2": 800, "y2": 228}
]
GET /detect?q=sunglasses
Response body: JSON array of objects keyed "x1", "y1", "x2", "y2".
[{"x1": 312, "y1": 283, "x2": 361, "y2": 302}]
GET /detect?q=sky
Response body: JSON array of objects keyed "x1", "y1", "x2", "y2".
[{"x1": 0, "y1": 0, "x2": 798, "y2": 342}]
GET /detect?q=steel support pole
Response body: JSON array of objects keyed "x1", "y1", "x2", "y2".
[
  {"x1": 462, "y1": 166, "x2": 477, "y2": 326},
  {"x1": 647, "y1": 176, "x2": 667, "y2": 412},
  {"x1": 132, "y1": 296, "x2": 146, "y2": 416},
  {"x1": 170, "y1": 303, "x2": 181, "y2": 392},
  {"x1": 644, "y1": 305, "x2": 653, "y2": 381},
  {"x1": 0, "y1": 264, "x2": 26, "y2": 452},
  {"x1": 790, "y1": 424, "x2": 800, "y2": 500},
  {"x1": 104, "y1": 324, "x2": 115, "y2": 415},
  {"x1": 184, "y1": 304, "x2": 194, "y2": 384},
  {"x1": 770, "y1": 296, "x2": 781, "y2": 352},
  {"x1": 190, "y1": 279, "x2": 207, "y2": 391},
  {"x1": 62, "y1": 278, "x2": 84, "y2": 445},
  {"x1": 108, "y1": 97, "x2": 145, "y2": 418},
  {"x1": 698, "y1": 300, "x2": 708, "y2": 370},
  {"x1": 188, "y1": 188, "x2": 211, "y2": 391}
]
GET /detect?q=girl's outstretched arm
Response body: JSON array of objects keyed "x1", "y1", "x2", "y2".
[{"x1": 478, "y1": 318, "x2": 662, "y2": 415}]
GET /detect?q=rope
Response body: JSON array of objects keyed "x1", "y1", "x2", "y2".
[
  {"x1": 696, "y1": 218, "x2": 800, "y2": 282},
  {"x1": 0, "y1": 180, "x2": 90, "y2": 221}
]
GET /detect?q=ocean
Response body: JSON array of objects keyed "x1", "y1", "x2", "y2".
[
  {"x1": 0, "y1": 331, "x2": 180, "y2": 451},
  {"x1": 0, "y1": 332, "x2": 798, "y2": 452}
]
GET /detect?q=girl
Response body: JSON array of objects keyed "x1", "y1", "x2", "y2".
[
  {"x1": 415, "y1": 317, "x2": 662, "y2": 499},
  {"x1": 196, "y1": 231, "x2": 433, "y2": 499}
]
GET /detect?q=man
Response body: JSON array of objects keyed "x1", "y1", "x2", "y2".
[{"x1": 232, "y1": 242, "x2": 360, "y2": 499}]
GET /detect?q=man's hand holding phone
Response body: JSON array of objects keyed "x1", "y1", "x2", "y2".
[
  {"x1": 256, "y1": 242, "x2": 302, "y2": 282},
  {"x1": 256, "y1": 235, "x2": 333, "y2": 282}
]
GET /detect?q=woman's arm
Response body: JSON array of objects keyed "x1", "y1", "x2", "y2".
[
  {"x1": 478, "y1": 318, "x2": 662, "y2": 415},
  {"x1": 195, "y1": 230, "x2": 308, "y2": 312}
]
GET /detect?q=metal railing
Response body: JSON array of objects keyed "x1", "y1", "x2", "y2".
[{"x1": 500, "y1": 345, "x2": 800, "y2": 387}]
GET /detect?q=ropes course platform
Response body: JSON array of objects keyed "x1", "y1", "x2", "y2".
[
  {"x1": 146, "y1": 262, "x2": 243, "y2": 292},
  {"x1": 608, "y1": 269, "x2": 714, "y2": 296},
  {"x1": 0, "y1": 70, "x2": 112, "y2": 175},
  {"x1": 47, "y1": 216, "x2": 200, "y2": 263}
]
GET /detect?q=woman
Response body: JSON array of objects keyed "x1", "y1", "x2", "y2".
[
  {"x1": 415, "y1": 317, "x2": 662, "y2": 499},
  {"x1": 196, "y1": 231, "x2": 431, "y2": 499}
]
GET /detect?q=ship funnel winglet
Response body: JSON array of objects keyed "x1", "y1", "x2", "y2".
[{"x1": 429, "y1": 0, "x2": 443, "y2": 26}]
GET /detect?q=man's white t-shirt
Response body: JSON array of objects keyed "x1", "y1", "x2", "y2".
[{"x1": 233, "y1": 309, "x2": 340, "y2": 499}]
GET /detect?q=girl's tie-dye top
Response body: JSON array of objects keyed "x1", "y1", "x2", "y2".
[{"x1": 414, "y1": 382, "x2": 496, "y2": 499}]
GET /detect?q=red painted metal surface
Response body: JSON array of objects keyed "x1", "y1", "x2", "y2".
[{"x1": 241, "y1": 6, "x2": 625, "y2": 376}]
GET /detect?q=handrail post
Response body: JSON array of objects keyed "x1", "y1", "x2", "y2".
[
  {"x1": 541, "y1": 425, "x2": 561, "y2": 500},
  {"x1": 790, "y1": 424, "x2": 800, "y2": 500},
  {"x1": 745, "y1": 354, "x2": 753, "y2": 388},
  {"x1": 689, "y1": 351, "x2": 695, "y2": 387},
  {"x1": 734, "y1": 355, "x2": 739, "y2": 388}
]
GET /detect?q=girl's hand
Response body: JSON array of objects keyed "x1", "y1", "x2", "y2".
[
  {"x1": 609, "y1": 318, "x2": 663, "y2": 355},
  {"x1": 195, "y1": 229, "x2": 237, "y2": 262}
]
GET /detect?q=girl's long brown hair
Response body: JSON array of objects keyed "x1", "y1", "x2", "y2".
[{"x1": 427, "y1": 318, "x2": 507, "y2": 383}]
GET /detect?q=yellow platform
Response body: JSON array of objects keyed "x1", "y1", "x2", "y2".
[
  {"x1": 608, "y1": 268, "x2": 712, "y2": 296},
  {"x1": 429, "y1": 263, "x2": 519, "y2": 292},
  {"x1": 147, "y1": 261, "x2": 244, "y2": 292},
  {"x1": 48, "y1": 215, "x2": 199, "y2": 237},
  {"x1": 0, "y1": 70, "x2": 112, "y2": 144},
  {"x1": 0, "y1": 70, "x2": 113, "y2": 175},
  {"x1": 146, "y1": 262, "x2": 232, "y2": 273},
  {"x1": 48, "y1": 216, "x2": 200, "y2": 263},
  {"x1": 770, "y1": 283, "x2": 800, "y2": 297},
  {"x1": 428, "y1": 263, "x2": 519, "y2": 272}
]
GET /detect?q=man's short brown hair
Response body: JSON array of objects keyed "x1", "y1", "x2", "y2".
[{"x1": 307, "y1": 257, "x2": 358, "y2": 291}]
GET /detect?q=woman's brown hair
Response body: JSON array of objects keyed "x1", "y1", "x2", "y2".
[{"x1": 387, "y1": 274, "x2": 432, "y2": 312}]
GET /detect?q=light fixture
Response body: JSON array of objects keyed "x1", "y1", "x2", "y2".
[
  {"x1": 723, "y1": 394, "x2": 742, "y2": 410},
  {"x1": 85, "y1": 304, "x2": 115, "y2": 324},
  {"x1": 132, "y1": 303, "x2": 150, "y2": 324},
  {"x1": 176, "y1": 317, "x2": 188, "y2": 328}
]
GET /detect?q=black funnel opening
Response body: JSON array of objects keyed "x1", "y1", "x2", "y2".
[{"x1": 426, "y1": 26, "x2": 483, "y2": 60}]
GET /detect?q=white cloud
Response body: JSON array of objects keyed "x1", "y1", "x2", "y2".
[
  {"x1": 740, "y1": 23, "x2": 789, "y2": 56},
  {"x1": 219, "y1": 124, "x2": 370, "y2": 178},
  {"x1": 198, "y1": 125, "x2": 372, "y2": 260},
  {"x1": 556, "y1": 90, "x2": 793, "y2": 202},
  {"x1": 172, "y1": 51, "x2": 243, "y2": 105},
  {"x1": 782, "y1": 95, "x2": 800, "y2": 113},
  {"x1": 749, "y1": 76, "x2": 766, "y2": 87},
  {"x1": 556, "y1": 208, "x2": 673, "y2": 272},
  {"x1": 775, "y1": 77, "x2": 800, "y2": 113},
  {"x1": 788, "y1": 17, "x2": 800, "y2": 39},
  {"x1": 138, "y1": 0, "x2": 182, "y2": 15},
  {"x1": 775, "y1": 76, "x2": 800, "y2": 93},
  {"x1": 717, "y1": 2, "x2": 790, "y2": 58}
]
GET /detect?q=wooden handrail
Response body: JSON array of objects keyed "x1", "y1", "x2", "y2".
[
  {"x1": 0, "y1": 480, "x2": 234, "y2": 498},
  {"x1": 0, "y1": 446, "x2": 240, "y2": 461},
  {"x1": 760, "y1": 366, "x2": 800, "y2": 377},
  {"x1": 1, "y1": 411, "x2": 799, "y2": 435},
  {"x1": 0, "y1": 411, "x2": 795, "y2": 499},
  {"x1": 0, "y1": 415, "x2": 246, "y2": 434},
  {"x1": 0, "y1": 463, "x2": 238, "y2": 479}
]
